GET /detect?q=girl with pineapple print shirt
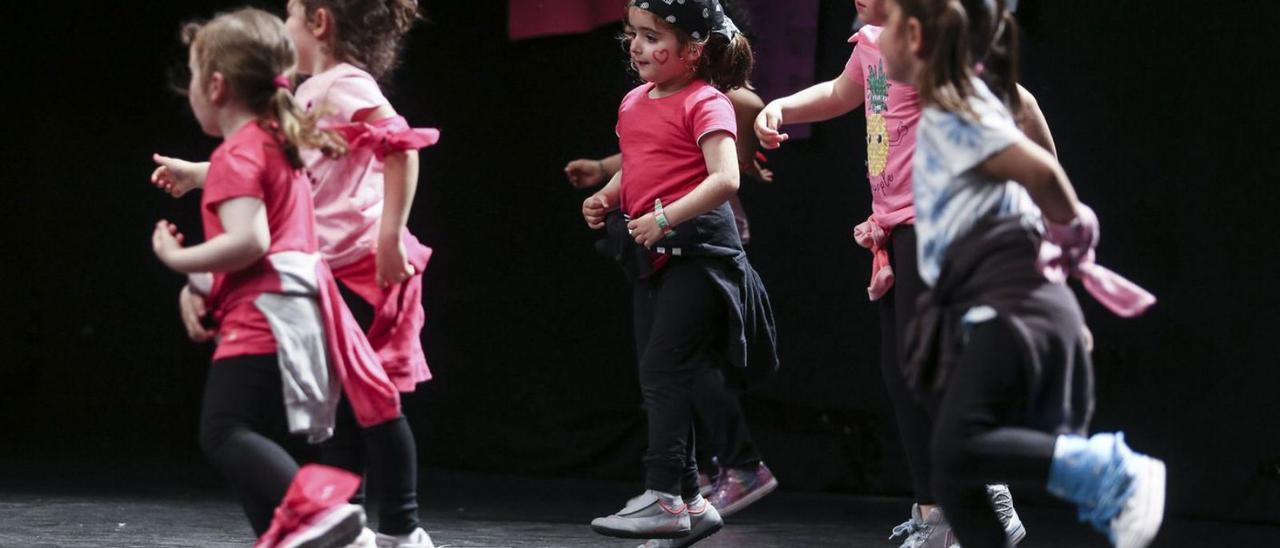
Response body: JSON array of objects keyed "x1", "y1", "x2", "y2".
[{"x1": 755, "y1": 2, "x2": 1027, "y2": 545}]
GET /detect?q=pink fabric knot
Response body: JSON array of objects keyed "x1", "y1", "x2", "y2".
[
  {"x1": 333, "y1": 115, "x2": 440, "y2": 160},
  {"x1": 853, "y1": 215, "x2": 895, "y2": 301},
  {"x1": 1037, "y1": 203, "x2": 1156, "y2": 317}
]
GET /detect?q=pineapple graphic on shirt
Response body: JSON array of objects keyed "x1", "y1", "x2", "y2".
[{"x1": 866, "y1": 60, "x2": 891, "y2": 177}]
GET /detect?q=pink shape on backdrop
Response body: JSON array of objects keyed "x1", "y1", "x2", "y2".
[{"x1": 509, "y1": 0, "x2": 627, "y2": 40}]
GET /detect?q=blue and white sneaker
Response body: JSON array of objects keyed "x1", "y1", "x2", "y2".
[{"x1": 1047, "y1": 433, "x2": 1166, "y2": 548}]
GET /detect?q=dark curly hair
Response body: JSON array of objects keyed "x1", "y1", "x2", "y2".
[{"x1": 299, "y1": 0, "x2": 420, "y2": 81}]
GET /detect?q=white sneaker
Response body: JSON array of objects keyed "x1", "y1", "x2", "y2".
[
  {"x1": 1109, "y1": 456, "x2": 1166, "y2": 548},
  {"x1": 637, "y1": 494, "x2": 723, "y2": 548},
  {"x1": 591, "y1": 490, "x2": 691, "y2": 539},
  {"x1": 374, "y1": 527, "x2": 435, "y2": 548},
  {"x1": 346, "y1": 528, "x2": 376, "y2": 548}
]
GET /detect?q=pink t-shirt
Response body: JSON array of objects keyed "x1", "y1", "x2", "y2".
[
  {"x1": 202, "y1": 122, "x2": 320, "y2": 361},
  {"x1": 295, "y1": 63, "x2": 393, "y2": 269},
  {"x1": 844, "y1": 25, "x2": 919, "y2": 229},
  {"x1": 617, "y1": 80, "x2": 737, "y2": 220}
]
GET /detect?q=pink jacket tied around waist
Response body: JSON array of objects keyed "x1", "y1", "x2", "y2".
[
  {"x1": 854, "y1": 216, "x2": 895, "y2": 301},
  {"x1": 1038, "y1": 204, "x2": 1156, "y2": 317}
]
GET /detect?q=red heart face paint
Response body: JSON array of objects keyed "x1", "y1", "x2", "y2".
[{"x1": 653, "y1": 49, "x2": 671, "y2": 65}]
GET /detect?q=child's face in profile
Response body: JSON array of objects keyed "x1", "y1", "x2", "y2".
[
  {"x1": 285, "y1": 0, "x2": 322, "y2": 75},
  {"x1": 187, "y1": 49, "x2": 220, "y2": 137},
  {"x1": 878, "y1": 0, "x2": 919, "y2": 84},
  {"x1": 624, "y1": 8, "x2": 697, "y2": 87}
]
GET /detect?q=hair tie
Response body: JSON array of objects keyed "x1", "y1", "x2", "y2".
[{"x1": 272, "y1": 74, "x2": 291, "y2": 91}]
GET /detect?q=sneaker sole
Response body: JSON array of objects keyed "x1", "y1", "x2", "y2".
[
  {"x1": 280, "y1": 505, "x2": 365, "y2": 548},
  {"x1": 1006, "y1": 518, "x2": 1027, "y2": 545},
  {"x1": 591, "y1": 523, "x2": 691, "y2": 540},
  {"x1": 717, "y1": 477, "x2": 779, "y2": 518},
  {"x1": 1114, "y1": 457, "x2": 1166, "y2": 548}
]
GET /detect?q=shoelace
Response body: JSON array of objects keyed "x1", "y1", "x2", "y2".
[
  {"x1": 988, "y1": 488, "x2": 1015, "y2": 518},
  {"x1": 889, "y1": 518, "x2": 923, "y2": 541}
]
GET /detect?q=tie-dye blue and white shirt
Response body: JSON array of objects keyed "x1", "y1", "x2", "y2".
[{"x1": 913, "y1": 78, "x2": 1041, "y2": 287}]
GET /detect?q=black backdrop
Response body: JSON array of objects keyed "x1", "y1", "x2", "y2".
[{"x1": 2, "y1": 0, "x2": 1278, "y2": 526}]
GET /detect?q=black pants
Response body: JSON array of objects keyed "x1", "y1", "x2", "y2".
[
  {"x1": 692, "y1": 367, "x2": 762, "y2": 473},
  {"x1": 879, "y1": 226, "x2": 938, "y2": 504},
  {"x1": 634, "y1": 258, "x2": 727, "y2": 498},
  {"x1": 930, "y1": 321, "x2": 1056, "y2": 548},
  {"x1": 199, "y1": 354, "x2": 299, "y2": 535},
  {"x1": 320, "y1": 283, "x2": 421, "y2": 535}
]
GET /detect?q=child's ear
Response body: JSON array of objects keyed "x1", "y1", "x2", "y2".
[
  {"x1": 312, "y1": 7, "x2": 334, "y2": 41},
  {"x1": 907, "y1": 17, "x2": 924, "y2": 57},
  {"x1": 684, "y1": 42, "x2": 703, "y2": 63},
  {"x1": 208, "y1": 72, "x2": 228, "y2": 105}
]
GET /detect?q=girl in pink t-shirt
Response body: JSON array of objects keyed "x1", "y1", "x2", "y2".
[
  {"x1": 752, "y1": 1, "x2": 1053, "y2": 545},
  {"x1": 585, "y1": 1, "x2": 779, "y2": 543},
  {"x1": 150, "y1": 8, "x2": 402, "y2": 547},
  {"x1": 151, "y1": 1, "x2": 436, "y2": 546}
]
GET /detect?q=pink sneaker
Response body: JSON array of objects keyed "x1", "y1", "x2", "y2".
[
  {"x1": 706, "y1": 462, "x2": 778, "y2": 518},
  {"x1": 256, "y1": 464, "x2": 366, "y2": 548}
]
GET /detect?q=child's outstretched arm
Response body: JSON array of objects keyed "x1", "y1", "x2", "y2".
[
  {"x1": 977, "y1": 140, "x2": 1079, "y2": 224},
  {"x1": 152, "y1": 196, "x2": 271, "y2": 274},
  {"x1": 728, "y1": 88, "x2": 771, "y2": 182},
  {"x1": 627, "y1": 132, "x2": 737, "y2": 247},
  {"x1": 755, "y1": 73, "x2": 865, "y2": 149},
  {"x1": 565, "y1": 153, "x2": 622, "y2": 189},
  {"x1": 151, "y1": 154, "x2": 209, "y2": 197}
]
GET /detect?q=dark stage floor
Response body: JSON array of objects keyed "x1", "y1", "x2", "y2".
[{"x1": 0, "y1": 460, "x2": 1275, "y2": 547}]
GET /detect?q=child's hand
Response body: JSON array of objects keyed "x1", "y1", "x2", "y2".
[
  {"x1": 742, "y1": 157, "x2": 775, "y2": 183},
  {"x1": 152, "y1": 220, "x2": 185, "y2": 267},
  {"x1": 583, "y1": 193, "x2": 611, "y2": 229},
  {"x1": 375, "y1": 233, "x2": 415, "y2": 288},
  {"x1": 565, "y1": 159, "x2": 607, "y2": 189},
  {"x1": 626, "y1": 213, "x2": 665, "y2": 248},
  {"x1": 179, "y1": 285, "x2": 214, "y2": 342},
  {"x1": 151, "y1": 153, "x2": 203, "y2": 198},
  {"x1": 755, "y1": 103, "x2": 789, "y2": 150}
]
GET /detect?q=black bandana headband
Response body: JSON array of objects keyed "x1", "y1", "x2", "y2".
[{"x1": 630, "y1": 0, "x2": 740, "y2": 41}]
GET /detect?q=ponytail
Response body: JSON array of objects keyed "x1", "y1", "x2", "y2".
[
  {"x1": 980, "y1": 9, "x2": 1021, "y2": 115},
  {"x1": 961, "y1": 0, "x2": 1020, "y2": 113},
  {"x1": 917, "y1": 1, "x2": 977, "y2": 116},
  {"x1": 269, "y1": 87, "x2": 347, "y2": 169},
  {"x1": 696, "y1": 32, "x2": 755, "y2": 92}
]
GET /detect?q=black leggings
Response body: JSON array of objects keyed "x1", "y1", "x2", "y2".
[
  {"x1": 634, "y1": 258, "x2": 727, "y2": 498},
  {"x1": 692, "y1": 367, "x2": 761, "y2": 473},
  {"x1": 323, "y1": 282, "x2": 421, "y2": 535},
  {"x1": 199, "y1": 354, "x2": 299, "y2": 535},
  {"x1": 879, "y1": 226, "x2": 938, "y2": 504},
  {"x1": 319, "y1": 400, "x2": 420, "y2": 535},
  {"x1": 930, "y1": 321, "x2": 1057, "y2": 548}
]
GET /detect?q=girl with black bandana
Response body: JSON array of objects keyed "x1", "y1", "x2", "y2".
[{"x1": 586, "y1": 1, "x2": 777, "y2": 545}]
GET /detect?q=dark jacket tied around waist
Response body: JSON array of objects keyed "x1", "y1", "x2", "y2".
[
  {"x1": 904, "y1": 215, "x2": 1093, "y2": 435},
  {"x1": 598, "y1": 202, "x2": 779, "y2": 388}
]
